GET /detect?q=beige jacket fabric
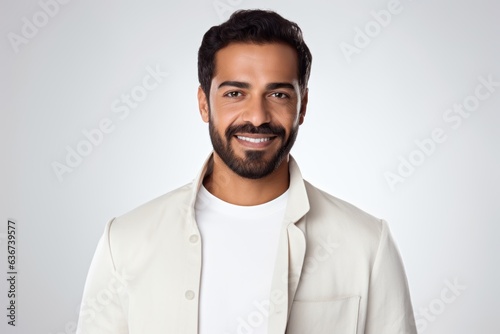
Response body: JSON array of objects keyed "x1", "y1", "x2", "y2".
[{"x1": 76, "y1": 154, "x2": 417, "y2": 334}]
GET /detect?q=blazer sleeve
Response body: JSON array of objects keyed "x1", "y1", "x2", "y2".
[
  {"x1": 76, "y1": 218, "x2": 129, "y2": 334},
  {"x1": 365, "y1": 220, "x2": 418, "y2": 334}
]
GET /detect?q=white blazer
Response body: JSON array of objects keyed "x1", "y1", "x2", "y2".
[{"x1": 76, "y1": 154, "x2": 417, "y2": 334}]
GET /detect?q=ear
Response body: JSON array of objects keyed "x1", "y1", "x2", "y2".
[
  {"x1": 299, "y1": 88, "x2": 308, "y2": 125},
  {"x1": 198, "y1": 86, "x2": 210, "y2": 123}
]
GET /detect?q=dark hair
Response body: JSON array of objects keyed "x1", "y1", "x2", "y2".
[{"x1": 197, "y1": 9, "x2": 312, "y2": 97}]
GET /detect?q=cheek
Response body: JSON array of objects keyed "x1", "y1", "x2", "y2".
[
  {"x1": 210, "y1": 107, "x2": 240, "y2": 130},
  {"x1": 281, "y1": 112, "x2": 300, "y2": 128},
  {"x1": 209, "y1": 112, "x2": 234, "y2": 138}
]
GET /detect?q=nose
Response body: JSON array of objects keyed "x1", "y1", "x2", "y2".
[{"x1": 241, "y1": 96, "x2": 271, "y2": 127}]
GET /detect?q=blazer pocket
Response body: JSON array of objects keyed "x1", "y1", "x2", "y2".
[{"x1": 286, "y1": 296, "x2": 360, "y2": 334}]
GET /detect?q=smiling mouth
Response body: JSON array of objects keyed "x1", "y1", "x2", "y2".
[{"x1": 235, "y1": 135, "x2": 275, "y2": 143}]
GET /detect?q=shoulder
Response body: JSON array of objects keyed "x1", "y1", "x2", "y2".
[
  {"x1": 106, "y1": 180, "x2": 195, "y2": 251},
  {"x1": 303, "y1": 180, "x2": 384, "y2": 247},
  {"x1": 100, "y1": 180, "x2": 197, "y2": 272}
]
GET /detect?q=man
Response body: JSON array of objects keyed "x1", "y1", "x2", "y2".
[{"x1": 76, "y1": 9, "x2": 417, "y2": 334}]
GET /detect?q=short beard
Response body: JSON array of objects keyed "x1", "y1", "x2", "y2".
[{"x1": 208, "y1": 117, "x2": 298, "y2": 179}]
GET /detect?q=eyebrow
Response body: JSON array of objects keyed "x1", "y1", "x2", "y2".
[
  {"x1": 266, "y1": 82, "x2": 295, "y2": 91},
  {"x1": 217, "y1": 81, "x2": 296, "y2": 91},
  {"x1": 218, "y1": 81, "x2": 250, "y2": 89}
]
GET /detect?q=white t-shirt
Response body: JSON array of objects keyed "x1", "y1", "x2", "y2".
[{"x1": 195, "y1": 185, "x2": 288, "y2": 334}]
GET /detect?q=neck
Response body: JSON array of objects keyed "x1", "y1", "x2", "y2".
[{"x1": 203, "y1": 153, "x2": 290, "y2": 206}]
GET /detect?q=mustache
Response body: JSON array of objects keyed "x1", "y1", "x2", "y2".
[{"x1": 225, "y1": 123, "x2": 286, "y2": 140}]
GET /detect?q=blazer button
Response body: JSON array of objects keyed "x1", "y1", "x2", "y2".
[
  {"x1": 189, "y1": 234, "x2": 199, "y2": 243},
  {"x1": 185, "y1": 290, "x2": 195, "y2": 300}
]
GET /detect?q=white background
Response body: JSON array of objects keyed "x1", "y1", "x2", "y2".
[{"x1": 1, "y1": 0, "x2": 499, "y2": 333}]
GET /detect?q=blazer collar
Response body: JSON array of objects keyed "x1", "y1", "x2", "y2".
[{"x1": 187, "y1": 152, "x2": 310, "y2": 223}]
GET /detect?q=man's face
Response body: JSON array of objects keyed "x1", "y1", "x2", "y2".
[{"x1": 198, "y1": 42, "x2": 307, "y2": 179}]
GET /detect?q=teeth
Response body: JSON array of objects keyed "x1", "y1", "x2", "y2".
[{"x1": 237, "y1": 136, "x2": 271, "y2": 143}]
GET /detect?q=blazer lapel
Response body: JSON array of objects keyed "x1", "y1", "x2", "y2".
[{"x1": 267, "y1": 156, "x2": 309, "y2": 333}]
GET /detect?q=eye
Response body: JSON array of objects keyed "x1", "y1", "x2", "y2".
[
  {"x1": 270, "y1": 92, "x2": 289, "y2": 99},
  {"x1": 224, "y1": 91, "x2": 243, "y2": 98}
]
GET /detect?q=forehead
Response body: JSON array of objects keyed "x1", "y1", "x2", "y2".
[{"x1": 212, "y1": 42, "x2": 299, "y2": 84}]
